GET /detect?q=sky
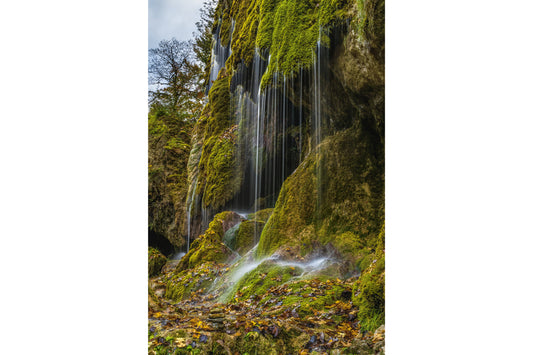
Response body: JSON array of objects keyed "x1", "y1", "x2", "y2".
[{"x1": 149, "y1": 0, "x2": 205, "y2": 49}]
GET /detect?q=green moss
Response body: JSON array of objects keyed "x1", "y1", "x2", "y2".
[
  {"x1": 256, "y1": 127, "x2": 384, "y2": 268},
  {"x1": 148, "y1": 107, "x2": 192, "y2": 247},
  {"x1": 228, "y1": 0, "x2": 260, "y2": 66},
  {"x1": 247, "y1": 208, "x2": 274, "y2": 223},
  {"x1": 219, "y1": 11, "x2": 233, "y2": 47},
  {"x1": 229, "y1": 261, "x2": 302, "y2": 301},
  {"x1": 353, "y1": 0, "x2": 384, "y2": 46},
  {"x1": 195, "y1": 75, "x2": 245, "y2": 210},
  {"x1": 164, "y1": 262, "x2": 220, "y2": 302},
  {"x1": 283, "y1": 282, "x2": 348, "y2": 316},
  {"x1": 202, "y1": 125, "x2": 242, "y2": 209},
  {"x1": 205, "y1": 75, "x2": 231, "y2": 137},
  {"x1": 230, "y1": 0, "x2": 351, "y2": 87},
  {"x1": 176, "y1": 211, "x2": 241, "y2": 272},
  {"x1": 148, "y1": 247, "x2": 167, "y2": 277},
  {"x1": 213, "y1": 0, "x2": 353, "y2": 87},
  {"x1": 256, "y1": 156, "x2": 317, "y2": 258},
  {"x1": 352, "y1": 225, "x2": 384, "y2": 332},
  {"x1": 235, "y1": 220, "x2": 265, "y2": 254}
]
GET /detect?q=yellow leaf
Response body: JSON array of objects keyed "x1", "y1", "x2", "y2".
[{"x1": 174, "y1": 338, "x2": 187, "y2": 347}]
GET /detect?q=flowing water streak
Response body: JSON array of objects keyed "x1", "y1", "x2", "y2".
[
  {"x1": 185, "y1": 179, "x2": 199, "y2": 252},
  {"x1": 212, "y1": 244, "x2": 335, "y2": 301},
  {"x1": 312, "y1": 35, "x2": 327, "y2": 214},
  {"x1": 282, "y1": 75, "x2": 286, "y2": 181},
  {"x1": 253, "y1": 51, "x2": 268, "y2": 243},
  {"x1": 206, "y1": 19, "x2": 235, "y2": 94}
]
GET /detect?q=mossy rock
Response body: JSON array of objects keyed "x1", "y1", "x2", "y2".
[
  {"x1": 222, "y1": 219, "x2": 264, "y2": 255},
  {"x1": 235, "y1": 220, "x2": 265, "y2": 254},
  {"x1": 280, "y1": 278, "x2": 350, "y2": 317},
  {"x1": 148, "y1": 106, "x2": 191, "y2": 248},
  {"x1": 257, "y1": 127, "x2": 384, "y2": 269},
  {"x1": 195, "y1": 75, "x2": 245, "y2": 211},
  {"x1": 176, "y1": 211, "x2": 242, "y2": 272},
  {"x1": 164, "y1": 262, "x2": 221, "y2": 302},
  {"x1": 148, "y1": 247, "x2": 167, "y2": 277},
  {"x1": 247, "y1": 208, "x2": 274, "y2": 223},
  {"x1": 352, "y1": 225, "x2": 384, "y2": 332},
  {"x1": 228, "y1": 261, "x2": 302, "y2": 302},
  {"x1": 217, "y1": 0, "x2": 354, "y2": 87}
]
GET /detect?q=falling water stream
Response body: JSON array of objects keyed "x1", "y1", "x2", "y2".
[{"x1": 186, "y1": 21, "x2": 330, "y2": 284}]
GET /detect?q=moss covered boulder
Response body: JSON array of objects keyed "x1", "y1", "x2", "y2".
[
  {"x1": 224, "y1": 219, "x2": 266, "y2": 255},
  {"x1": 352, "y1": 226, "x2": 384, "y2": 332},
  {"x1": 176, "y1": 211, "x2": 242, "y2": 272},
  {"x1": 257, "y1": 126, "x2": 384, "y2": 273},
  {"x1": 148, "y1": 247, "x2": 167, "y2": 277},
  {"x1": 247, "y1": 208, "x2": 274, "y2": 223}
]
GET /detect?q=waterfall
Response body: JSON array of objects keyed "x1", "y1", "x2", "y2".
[
  {"x1": 190, "y1": 24, "x2": 330, "y2": 250},
  {"x1": 206, "y1": 19, "x2": 235, "y2": 95},
  {"x1": 224, "y1": 41, "x2": 328, "y2": 216}
]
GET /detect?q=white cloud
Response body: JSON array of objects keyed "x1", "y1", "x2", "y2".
[{"x1": 149, "y1": 0, "x2": 205, "y2": 48}]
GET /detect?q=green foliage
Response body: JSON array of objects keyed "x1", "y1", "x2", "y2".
[
  {"x1": 149, "y1": 39, "x2": 203, "y2": 113},
  {"x1": 148, "y1": 105, "x2": 192, "y2": 247}
]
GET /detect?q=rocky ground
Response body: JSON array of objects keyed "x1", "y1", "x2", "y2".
[{"x1": 148, "y1": 259, "x2": 384, "y2": 355}]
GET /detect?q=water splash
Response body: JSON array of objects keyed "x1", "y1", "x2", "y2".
[
  {"x1": 211, "y1": 245, "x2": 336, "y2": 301},
  {"x1": 171, "y1": 252, "x2": 186, "y2": 260}
]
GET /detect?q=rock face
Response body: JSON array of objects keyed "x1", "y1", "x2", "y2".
[
  {"x1": 256, "y1": 126, "x2": 384, "y2": 268},
  {"x1": 148, "y1": 109, "x2": 192, "y2": 249},
  {"x1": 148, "y1": 247, "x2": 167, "y2": 277}
]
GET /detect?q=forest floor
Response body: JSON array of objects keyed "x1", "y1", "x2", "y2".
[{"x1": 148, "y1": 261, "x2": 384, "y2": 355}]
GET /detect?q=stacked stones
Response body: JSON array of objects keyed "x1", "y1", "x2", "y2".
[{"x1": 207, "y1": 306, "x2": 225, "y2": 330}]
